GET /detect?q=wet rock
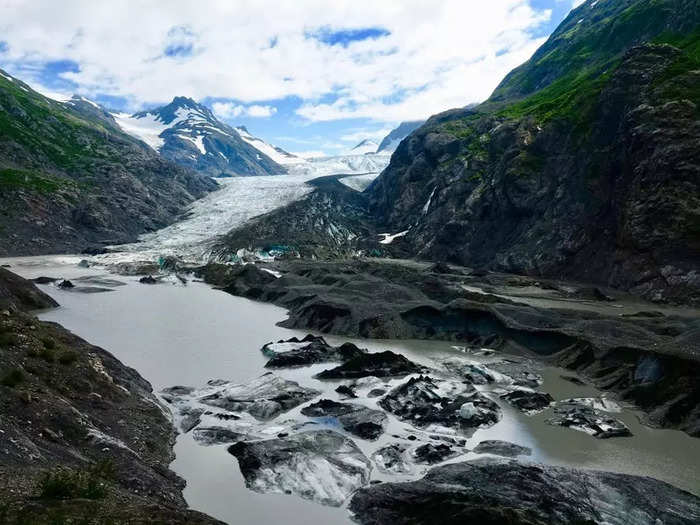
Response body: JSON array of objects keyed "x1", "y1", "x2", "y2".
[
  {"x1": 192, "y1": 427, "x2": 245, "y2": 445},
  {"x1": 378, "y1": 375, "x2": 500, "y2": 431},
  {"x1": 262, "y1": 336, "x2": 366, "y2": 368},
  {"x1": 371, "y1": 443, "x2": 413, "y2": 474},
  {"x1": 473, "y1": 440, "x2": 531, "y2": 457},
  {"x1": 139, "y1": 275, "x2": 158, "y2": 284},
  {"x1": 58, "y1": 279, "x2": 74, "y2": 289},
  {"x1": 348, "y1": 457, "x2": 700, "y2": 524},
  {"x1": 335, "y1": 384, "x2": 358, "y2": 398},
  {"x1": 546, "y1": 400, "x2": 631, "y2": 438},
  {"x1": 500, "y1": 389, "x2": 554, "y2": 414},
  {"x1": 316, "y1": 351, "x2": 423, "y2": 379},
  {"x1": 301, "y1": 399, "x2": 387, "y2": 440},
  {"x1": 228, "y1": 430, "x2": 372, "y2": 506},
  {"x1": 31, "y1": 276, "x2": 59, "y2": 284},
  {"x1": 411, "y1": 443, "x2": 460, "y2": 464},
  {"x1": 560, "y1": 375, "x2": 586, "y2": 386}
]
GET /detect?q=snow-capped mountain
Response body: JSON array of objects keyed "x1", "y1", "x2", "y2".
[
  {"x1": 113, "y1": 97, "x2": 285, "y2": 177},
  {"x1": 350, "y1": 139, "x2": 379, "y2": 155},
  {"x1": 234, "y1": 126, "x2": 304, "y2": 166},
  {"x1": 376, "y1": 120, "x2": 424, "y2": 153}
]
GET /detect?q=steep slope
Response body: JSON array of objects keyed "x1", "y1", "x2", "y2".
[
  {"x1": 114, "y1": 97, "x2": 286, "y2": 177},
  {"x1": 377, "y1": 121, "x2": 425, "y2": 153},
  {"x1": 0, "y1": 70, "x2": 217, "y2": 256},
  {"x1": 367, "y1": 0, "x2": 700, "y2": 305},
  {"x1": 351, "y1": 139, "x2": 380, "y2": 155},
  {"x1": 234, "y1": 126, "x2": 303, "y2": 166}
]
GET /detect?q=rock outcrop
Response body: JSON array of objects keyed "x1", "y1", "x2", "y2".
[{"x1": 349, "y1": 457, "x2": 700, "y2": 524}]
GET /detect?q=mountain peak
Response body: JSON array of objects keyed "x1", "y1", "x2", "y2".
[{"x1": 350, "y1": 139, "x2": 379, "y2": 155}]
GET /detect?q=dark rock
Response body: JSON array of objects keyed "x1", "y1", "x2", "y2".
[
  {"x1": 31, "y1": 276, "x2": 59, "y2": 285},
  {"x1": 348, "y1": 458, "x2": 700, "y2": 524},
  {"x1": 379, "y1": 375, "x2": 500, "y2": 431},
  {"x1": 428, "y1": 262, "x2": 453, "y2": 274},
  {"x1": 301, "y1": 399, "x2": 387, "y2": 440},
  {"x1": 335, "y1": 384, "x2": 358, "y2": 398},
  {"x1": 262, "y1": 336, "x2": 366, "y2": 368},
  {"x1": 139, "y1": 275, "x2": 158, "y2": 284},
  {"x1": 412, "y1": 443, "x2": 459, "y2": 464},
  {"x1": 228, "y1": 430, "x2": 372, "y2": 506},
  {"x1": 500, "y1": 389, "x2": 554, "y2": 414},
  {"x1": 58, "y1": 279, "x2": 74, "y2": 289},
  {"x1": 368, "y1": 388, "x2": 387, "y2": 398},
  {"x1": 316, "y1": 351, "x2": 423, "y2": 379},
  {"x1": 473, "y1": 440, "x2": 531, "y2": 457}
]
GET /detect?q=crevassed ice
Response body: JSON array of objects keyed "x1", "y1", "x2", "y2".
[{"x1": 92, "y1": 153, "x2": 390, "y2": 265}]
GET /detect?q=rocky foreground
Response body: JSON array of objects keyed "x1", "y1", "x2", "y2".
[
  {"x1": 349, "y1": 457, "x2": 700, "y2": 525},
  {"x1": 0, "y1": 268, "x2": 221, "y2": 524}
]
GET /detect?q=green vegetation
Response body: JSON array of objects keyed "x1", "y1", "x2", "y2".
[
  {"x1": 58, "y1": 350, "x2": 79, "y2": 366},
  {"x1": 0, "y1": 332, "x2": 19, "y2": 347},
  {"x1": 0, "y1": 168, "x2": 76, "y2": 194},
  {"x1": 38, "y1": 468, "x2": 108, "y2": 500},
  {"x1": 0, "y1": 368, "x2": 24, "y2": 388},
  {"x1": 41, "y1": 337, "x2": 56, "y2": 350}
]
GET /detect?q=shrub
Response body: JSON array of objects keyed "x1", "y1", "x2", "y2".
[
  {"x1": 58, "y1": 350, "x2": 78, "y2": 366},
  {"x1": 0, "y1": 332, "x2": 19, "y2": 347},
  {"x1": 0, "y1": 368, "x2": 24, "y2": 388},
  {"x1": 41, "y1": 337, "x2": 56, "y2": 350},
  {"x1": 38, "y1": 468, "x2": 107, "y2": 500}
]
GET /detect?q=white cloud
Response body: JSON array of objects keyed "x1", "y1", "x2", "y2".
[
  {"x1": 340, "y1": 127, "x2": 393, "y2": 143},
  {"x1": 0, "y1": 0, "x2": 554, "y2": 122},
  {"x1": 572, "y1": 0, "x2": 586, "y2": 7},
  {"x1": 212, "y1": 102, "x2": 277, "y2": 119}
]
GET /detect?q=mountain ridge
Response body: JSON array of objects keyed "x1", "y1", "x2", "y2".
[
  {"x1": 114, "y1": 97, "x2": 286, "y2": 177},
  {"x1": 365, "y1": 0, "x2": 700, "y2": 305}
]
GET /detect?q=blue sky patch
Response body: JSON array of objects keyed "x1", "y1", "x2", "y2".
[{"x1": 308, "y1": 26, "x2": 391, "y2": 47}]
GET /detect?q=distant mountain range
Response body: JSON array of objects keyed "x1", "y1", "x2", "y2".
[
  {"x1": 0, "y1": 70, "x2": 216, "y2": 256},
  {"x1": 113, "y1": 97, "x2": 290, "y2": 177}
]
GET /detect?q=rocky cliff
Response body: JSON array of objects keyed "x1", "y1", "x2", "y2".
[
  {"x1": 367, "y1": 0, "x2": 700, "y2": 305},
  {"x1": 0, "y1": 72, "x2": 218, "y2": 256}
]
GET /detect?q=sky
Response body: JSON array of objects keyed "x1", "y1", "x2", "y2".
[{"x1": 0, "y1": 0, "x2": 584, "y2": 157}]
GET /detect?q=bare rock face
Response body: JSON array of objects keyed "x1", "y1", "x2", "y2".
[
  {"x1": 349, "y1": 457, "x2": 700, "y2": 525},
  {"x1": 228, "y1": 430, "x2": 372, "y2": 507}
]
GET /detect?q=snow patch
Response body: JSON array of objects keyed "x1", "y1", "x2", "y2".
[{"x1": 378, "y1": 230, "x2": 409, "y2": 244}]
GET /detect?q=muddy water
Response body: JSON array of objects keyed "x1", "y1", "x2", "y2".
[{"x1": 3, "y1": 256, "x2": 699, "y2": 525}]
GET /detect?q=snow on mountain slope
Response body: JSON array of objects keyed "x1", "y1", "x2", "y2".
[
  {"x1": 235, "y1": 126, "x2": 304, "y2": 165},
  {"x1": 376, "y1": 121, "x2": 424, "y2": 153},
  {"x1": 113, "y1": 97, "x2": 285, "y2": 177},
  {"x1": 350, "y1": 139, "x2": 379, "y2": 155}
]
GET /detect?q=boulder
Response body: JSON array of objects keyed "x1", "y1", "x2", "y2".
[
  {"x1": 411, "y1": 443, "x2": 460, "y2": 464},
  {"x1": 371, "y1": 443, "x2": 413, "y2": 475}
]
